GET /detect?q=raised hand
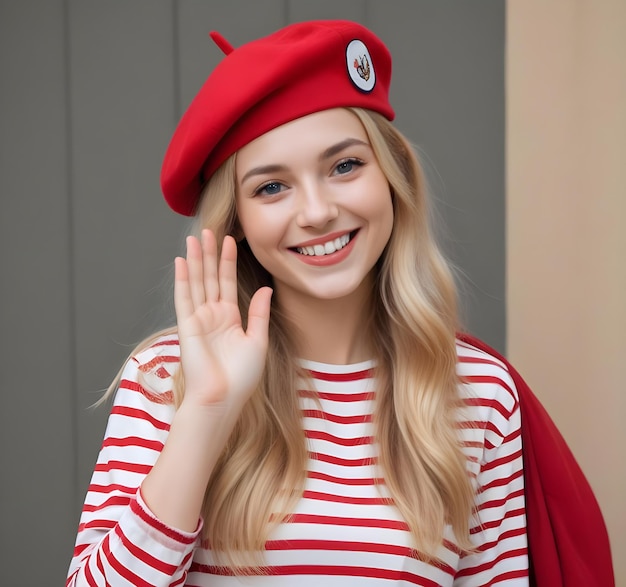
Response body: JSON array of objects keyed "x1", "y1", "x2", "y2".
[{"x1": 174, "y1": 229, "x2": 272, "y2": 409}]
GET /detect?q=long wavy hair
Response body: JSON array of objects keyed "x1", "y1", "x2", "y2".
[{"x1": 106, "y1": 107, "x2": 475, "y2": 568}]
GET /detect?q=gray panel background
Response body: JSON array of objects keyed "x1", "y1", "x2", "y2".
[{"x1": 0, "y1": 1, "x2": 504, "y2": 584}]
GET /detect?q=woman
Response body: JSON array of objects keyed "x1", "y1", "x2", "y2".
[{"x1": 67, "y1": 20, "x2": 611, "y2": 587}]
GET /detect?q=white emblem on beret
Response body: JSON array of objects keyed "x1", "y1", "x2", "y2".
[{"x1": 346, "y1": 39, "x2": 376, "y2": 92}]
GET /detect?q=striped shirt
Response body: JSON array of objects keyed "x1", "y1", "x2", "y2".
[{"x1": 67, "y1": 334, "x2": 528, "y2": 586}]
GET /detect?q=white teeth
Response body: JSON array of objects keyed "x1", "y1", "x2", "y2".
[{"x1": 296, "y1": 233, "x2": 352, "y2": 256}]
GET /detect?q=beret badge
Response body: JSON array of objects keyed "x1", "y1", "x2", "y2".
[{"x1": 346, "y1": 39, "x2": 376, "y2": 92}]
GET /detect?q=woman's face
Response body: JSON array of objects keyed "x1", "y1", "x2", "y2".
[{"x1": 235, "y1": 108, "x2": 393, "y2": 306}]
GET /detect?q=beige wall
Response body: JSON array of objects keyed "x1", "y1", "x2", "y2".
[{"x1": 507, "y1": 0, "x2": 626, "y2": 582}]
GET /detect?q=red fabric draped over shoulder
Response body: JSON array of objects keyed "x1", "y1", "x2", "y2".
[{"x1": 458, "y1": 333, "x2": 615, "y2": 587}]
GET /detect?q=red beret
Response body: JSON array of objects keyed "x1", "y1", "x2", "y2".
[{"x1": 160, "y1": 20, "x2": 395, "y2": 216}]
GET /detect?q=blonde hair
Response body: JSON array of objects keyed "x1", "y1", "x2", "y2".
[{"x1": 105, "y1": 108, "x2": 475, "y2": 568}]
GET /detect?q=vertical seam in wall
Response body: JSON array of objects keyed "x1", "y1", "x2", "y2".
[
  {"x1": 62, "y1": 0, "x2": 79, "y2": 510},
  {"x1": 501, "y1": 0, "x2": 508, "y2": 356},
  {"x1": 505, "y1": 0, "x2": 515, "y2": 358},
  {"x1": 284, "y1": 0, "x2": 291, "y2": 25},
  {"x1": 172, "y1": 0, "x2": 181, "y2": 121}
]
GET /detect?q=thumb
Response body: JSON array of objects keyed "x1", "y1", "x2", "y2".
[{"x1": 245, "y1": 287, "x2": 273, "y2": 343}]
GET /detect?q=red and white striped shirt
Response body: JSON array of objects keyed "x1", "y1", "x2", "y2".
[{"x1": 67, "y1": 334, "x2": 528, "y2": 586}]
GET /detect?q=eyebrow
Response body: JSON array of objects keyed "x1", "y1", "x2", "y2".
[
  {"x1": 240, "y1": 164, "x2": 288, "y2": 184},
  {"x1": 239, "y1": 137, "x2": 371, "y2": 184},
  {"x1": 320, "y1": 137, "x2": 370, "y2": 161}
]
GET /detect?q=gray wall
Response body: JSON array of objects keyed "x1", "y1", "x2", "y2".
[{"x1": 0, "y1": 1, "x2": 504, "y2": 584}]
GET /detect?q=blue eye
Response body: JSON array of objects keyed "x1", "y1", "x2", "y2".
[
  {"x1": 335, "y1": 158, "x2": 363, "y2": 175},
  {"x1": 256, "y1": 182, "x2": 284, "y2": 196}
]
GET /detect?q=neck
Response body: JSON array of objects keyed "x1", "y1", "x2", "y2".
[{"x1": 275, "y1": 281, "x2": 376, "y2": 365}]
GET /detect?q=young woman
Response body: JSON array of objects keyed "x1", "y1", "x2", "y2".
[{"x1": 67, "y1": 20, "x2": 612, "y2": 587}]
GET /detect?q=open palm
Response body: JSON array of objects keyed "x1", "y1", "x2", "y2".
[{"x1": 174, "y1": 230, "x2": 272, "y2": 408}]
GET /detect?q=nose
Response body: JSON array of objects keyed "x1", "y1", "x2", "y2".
[{"x1": 295, "y1": 180, "x2": 339, "y2": 228}]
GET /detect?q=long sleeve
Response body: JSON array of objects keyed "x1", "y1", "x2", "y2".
[
  {"x1": 67, "y1": 335, "x2": 202, "y2": 587},
  {"x1": 454, "y1": 341, "x2": 529, "y2": 586}
]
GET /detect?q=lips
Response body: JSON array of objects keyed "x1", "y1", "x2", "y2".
[
  {"x1": 288, "y1": 230, "x2": 359, "y2": 267},
  {"x1": 296, "y1": 233, "x2": 350, "y2": 256},
  {"x1": 291, "y1": 230, "x2": 357, "y2": 257}
]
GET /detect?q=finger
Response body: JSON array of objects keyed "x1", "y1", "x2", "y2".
[
  {"x1": 218, "y1": 235, "x2": 239, "y2": 303},
  {"x1": 186, "y1": 235, "x2": 206, "y2": 309},
  {"x1": 173, "y1": 257, "x2": 194, "y2": 321},
  {"x1": 201, "y1": 229, "x2": 219, "y2": 303},
  {"x1": 245, "y1": 286, "x2": 273, "y2": 344}
]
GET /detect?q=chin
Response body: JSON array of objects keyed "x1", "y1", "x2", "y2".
[{"x1": 306, "y1": 277, "x2": 374, "y2": 303}]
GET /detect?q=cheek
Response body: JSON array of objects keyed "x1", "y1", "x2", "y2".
[
  {"x1": 364, "y1": 178, "x2": 394, "y2": 222},
  {"x1": 237, "y1": 208, "x2": 279, "y2": 258},
  {"x1": 237, "y1": 202, "x2": 260, "y2": 239},
  {"x1": 372, "y1": 182, "x2": 395, "y2": 245},
  {"x1": 380, "y1": 205, "x2": 395, "y2": 250}
]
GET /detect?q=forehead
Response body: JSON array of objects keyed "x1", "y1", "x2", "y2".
[{"x1": 235, "y1": 109, "x2": 369, "y2": 173}]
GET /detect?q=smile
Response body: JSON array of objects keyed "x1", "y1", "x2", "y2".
[{"x1": 294, "y1": 232, "x2": 355, "y2": 257}]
